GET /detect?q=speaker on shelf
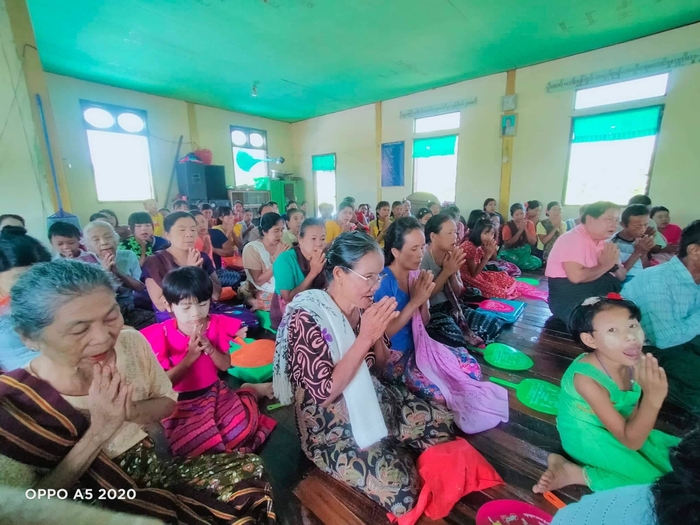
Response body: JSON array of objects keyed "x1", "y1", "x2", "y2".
[
  {"x1": 176, "y1": 162, "x2": 207, "y2": 201},
  {"x1": 205, "y1": 165, "x2": 228, "y2": 201}
]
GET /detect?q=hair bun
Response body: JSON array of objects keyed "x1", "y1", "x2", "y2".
[{"x1": 0, "y1": 226, "x2": 27, "y2": 238}]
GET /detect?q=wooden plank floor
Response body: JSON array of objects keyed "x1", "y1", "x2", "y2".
[{"x1": 255, "y1": 273, "x2": 698, "y2": 525}]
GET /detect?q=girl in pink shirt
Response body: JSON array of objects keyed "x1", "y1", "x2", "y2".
[{"x1": 141, "y1": 266, "x2": 275, "y2": 457}]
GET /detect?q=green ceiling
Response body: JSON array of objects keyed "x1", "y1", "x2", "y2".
[{"x1": 27, "y1": 0, "x2": 700, "y2": 123}]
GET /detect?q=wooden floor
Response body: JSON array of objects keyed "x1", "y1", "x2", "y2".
[{"x1": 254, "y1": 273, "x2": 698, "y2": 525}]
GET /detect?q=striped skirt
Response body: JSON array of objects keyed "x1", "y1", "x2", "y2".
[{"x1": 163, "y1": 380, "x2": 276, "y2": 457}]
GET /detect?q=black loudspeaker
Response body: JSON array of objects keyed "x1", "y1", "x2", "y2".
[
  {"x1": 176, "y1": 162, "x2": 207, "y2": 201},
  {"x1": 205, "y1": 165, "x2": 228, "y2": 201}
]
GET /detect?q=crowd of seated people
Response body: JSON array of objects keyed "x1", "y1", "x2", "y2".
[{"x1": 0, "y1": 188, "x2": 697, "y2": 523}]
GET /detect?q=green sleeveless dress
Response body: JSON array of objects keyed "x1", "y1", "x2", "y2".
[{"x1": 557, "y1": 354, "x2": 680, "y2": 491}]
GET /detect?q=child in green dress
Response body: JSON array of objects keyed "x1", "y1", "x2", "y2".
[{"x1": 534, "y1": 294, "x2": 680, "y2": 493}]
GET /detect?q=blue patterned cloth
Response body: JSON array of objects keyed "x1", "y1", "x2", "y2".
[
  {"x1": 551, "y1": 484, "x2": 655, "y2": 525},
  {"x1": 622, "y1": 256, "x2": 700, "y2": 349}
]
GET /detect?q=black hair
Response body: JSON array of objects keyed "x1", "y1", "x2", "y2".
[
  {"x1": 172, "y1": 199, "x2": 188, "y2": 208},
  {"x1": 383, "y1": 217, "x2": 423, "y2": 265},
  {"x1": 89, "y1": 212, "x2": 109, "y2": 222},
  {"x1": 285, "y1": 200, "x2": 297, "y2": 210},
  {"x1": 416, "y1": 208, "x2": 432, "y2": 220},
  {"x1": 299, "y1": 218, "x2": 325, "y2": 238},
  {"x1": 190, "y1": 209, "x2": 203, "y2": 218},
  {"x1": 325, "y1": 231, "x2": 380, "y2": 282},
  {"x1": 679, "y1": 220, "x2": 700, "y2": 259},
  {"x1": 467, "y1": 210, "x2": 488, "y2": 230},
  {"x1": 258, "y1": 202, "x2": 274, "y2": 216},
  {"x1": 391, "y1": 201, "x2": 403, "y2": 209},
  {"x1": 0, "y1": 227, "x2": 51, "y2": 272},
  {"x1": 233, "y1": 200, "x2": 243, "y2": 206},
  {"x1": 621, "y1": 204, "x2": 650, "y2": 226},
  {"x1": 337, "y1": 201, "x2": 354, "y2": 213},
  {"x1": 187, "y1": 204, "x2": 199, "y2": 211},
  {"x1": 628, "y1": 194, "x2": 652, "y2": 207},
  {"x1": 546, "y1": 201, "x2": 560, "y2": 212},
  {"x1": 343, "y1": 196, "x2": 356, "y2": 204},
  {"x1": 569, "y1": 297, "x2": 642, "y2": 348},
  {"x1": 99, "y1": 209, "x2": 119, "y2": 225},
  {"x1": 164, "y1": 211, "x2": 195, "y2": 233},
  {"x1": 447, "y1": 204, "x2": 460, "y2": 216},
  {"x1": 424, "y1": 213, "x2": 453, "y2": 244},
  {"x1": 526, "y1": 200, "x2": 542, "y2": 211},
  {"x1": 159, "y1": 208, "x2": 170, "y2": 214},
  {"x1": 483, "y1": 198, "x2": 496, "y2": 211},
  {"x1": 286, "y1": 208, "x2": 305, "y2": 221},
  {"x1": 128, "y1": 212, "x2": 153, "y2": 231},
  {"x1": 217, "y1": 206, "x2": 233, "y2": 219},
  {"x1": 650, "y1": 206, "x2": 669, "y2": 218},
  {"x1": 200, "y1": 203, "x2": 213, "y2": 211},
  {"x1": 581, "y1": 201, "x2": 619, "y2": 224},
  {"x1": 48, "y1": 221, "x2": 81, "y2": 240},
  {"x1": 376, "y1": 201, "x2": 390, "y2": 214},
  {"x1": 0, "y1": 214, "x2": 25, "y2": 228},
  {"x1": 259, "y1": 212, "x2": 283, "y2": 235},
  {"x1": 509, "y1": 203, "x2": 525, "y2": 216},
  {"x1": 468, "y1": 218, "x2": 494, "y2": 247},
  {"x1": 162, "y1": 266, "x2": 213, "y2": 305},
  {"x1": 652, "y1": 425, "x2": 700, "y2": 525},
  {"x1": 444, "y1": 208, "x2": 458, "y2": 220}
]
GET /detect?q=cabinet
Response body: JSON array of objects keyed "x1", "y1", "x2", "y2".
[
  {"x1": 227, "y1": 190, "x2": 270, "y2": 218},
  {"x1": 269, "y1": 179, "x2": 305, "y2": 208}
]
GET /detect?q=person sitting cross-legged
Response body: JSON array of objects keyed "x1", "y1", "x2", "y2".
[{"x1": 623, "y1": 220, "x2": 700, "y2": 416}]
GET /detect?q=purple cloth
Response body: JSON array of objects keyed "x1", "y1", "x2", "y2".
[{"x1": 409, "y1": 270, "x2": 509, "y2": 433}]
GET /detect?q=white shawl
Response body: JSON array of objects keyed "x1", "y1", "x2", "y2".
[{"x1": 273, "y1": 289, "x2": 388, "y2": 449}]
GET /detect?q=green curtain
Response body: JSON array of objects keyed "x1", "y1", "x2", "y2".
[
  {"x1": 413, "y1": 135, "x2": 458, "y2": 158},
  {"x1": 572, "y1": 106, "x2": 662, "y2": 143},
  {"x1": 312, "y1": 154, "x2": 336, "y2": 171}
]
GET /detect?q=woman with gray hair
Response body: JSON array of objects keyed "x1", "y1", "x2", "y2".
[
  {"x1": 83, "y1": 220, "x2": 155, "y2": 330},
  {"x1": 0, "y1": 259, "x2": 275, "y2": 523},
  {"x1": 273, "y1": 232, "x2": 456, "y2": 516}
]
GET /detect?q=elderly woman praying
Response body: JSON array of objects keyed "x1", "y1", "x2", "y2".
[
  {"x1": 0, "y1": 259, "x2": 275, "y2": 523},
  {"x1": 82, "y1": 220, "x2": 155, "y2": 330}
]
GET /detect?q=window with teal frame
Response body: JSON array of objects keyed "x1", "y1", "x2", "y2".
[
  {"x1": 412, "y1": 135, "x2": 459, "y2": 203},
  {"x1": 564, "y1": 106, "x2": 663, "y2": 206}
]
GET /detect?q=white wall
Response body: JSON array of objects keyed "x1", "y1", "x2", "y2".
[
  {"x1": 512, "y1": 22, "x2": 700, "y2": 228},
  {"x1": 46, "y1": 74, "x2": 293, "y2": 224},
  {"x1": 0, "y1": 0, "x2": 53, "y2": 239},
  {"x1": 291, "y1": 23, "x2": 700, "y2": 228},
  {"x1": 380, "y1": 73, "x2": 506, "y2": 211},
  {"x1": 291, "y1": 104, "x2": 378, "y2": 213}
]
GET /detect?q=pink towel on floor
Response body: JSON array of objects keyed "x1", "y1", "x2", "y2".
[
  {"x1": 388, "y1": 437, "x2": 504, "y2": 525},
  {"x1": 514, "y1": 281, "x2": 549, "y2": 302},
  {"x1": 410, "y1": 271, "x2": 510, "y2": 434}
]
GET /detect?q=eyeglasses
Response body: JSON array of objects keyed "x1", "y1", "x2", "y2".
[{"x1": 342, "y1": 266, "x2": 387, "y2": 286}]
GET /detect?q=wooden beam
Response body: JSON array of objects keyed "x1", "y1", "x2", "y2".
[
  {"x1": 6, "y1": 0, "x2": 71, "y2": 212},
  {"x1": 186, "y1": 101, "x2": 199, "y2": 148},
  {"x1": 498, "y1": 69, "x2": 516, "y2": 218}
]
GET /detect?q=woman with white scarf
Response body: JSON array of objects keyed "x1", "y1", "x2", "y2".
[{"x1": 274, "y1": 232, "x2": 454, "y2": 517}]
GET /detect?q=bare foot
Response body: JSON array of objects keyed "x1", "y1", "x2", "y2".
[
  {"x1": 242, "y1": 382, "x2": 275, "y2": 400},
  {"x1": 533, "y1": 453, "x2": 586, "y2": 493}
]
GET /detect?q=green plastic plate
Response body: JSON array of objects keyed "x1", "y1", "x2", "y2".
[
  {"x1": 481, "y1": 343, "x2": 534, "y2": 371},
  {"x1": 490, "y1": 377, "x2": 561, "y2": 415},
  {"x1": 516, "y1": 277, "x2": 540, "y2": 286}
]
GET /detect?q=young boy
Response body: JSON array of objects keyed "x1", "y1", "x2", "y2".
[
  {"x1": 200, "y1": 203, "x2": 216, "y2": 228},
  {"x1": 612, "y1": 204, "x2": 655, "y2": 278},
  {"x1": 234, "y1": 210, "x2": 256, "y2": 246},
  {"x1": 48, "y1": 221, "x2": 99, "y2": 264},
  {"x1": 121, "y1": 212, "x2": 169, "y2": 265},
  {"x1": 143, "y1": 199, "x2": 165, "y2": 236}
]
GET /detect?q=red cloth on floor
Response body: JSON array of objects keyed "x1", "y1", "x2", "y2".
[{"x1": 388, "y1": 437, "x2": 503, "y2": 525}]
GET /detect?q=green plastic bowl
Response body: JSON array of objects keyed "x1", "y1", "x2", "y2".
[{"x1": 480, "y1": 343, "x2": 534, "y2": 371}]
